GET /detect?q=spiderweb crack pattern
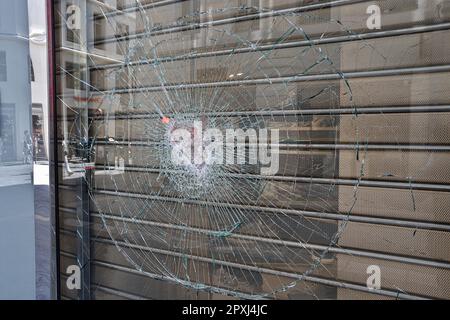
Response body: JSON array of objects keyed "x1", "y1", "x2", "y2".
[{"x1": 57, "y1": 0, "x2": 395, "y2": 299}]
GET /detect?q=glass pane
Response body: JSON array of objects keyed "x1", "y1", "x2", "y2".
[
  {"x1": 53, "y1": 0, "x2": 450, "y2": 300},
  {"x1": 0, "y1": 0, "x2": 52, "y2": 300}
]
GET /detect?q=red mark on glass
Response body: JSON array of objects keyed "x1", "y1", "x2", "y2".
[{"x1": 161, "y1": 116, "x2": 170, "y2": 124}]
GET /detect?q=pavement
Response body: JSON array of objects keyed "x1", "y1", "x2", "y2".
[
  {"x1": 33, "y1": 163, "x2": 51, "y2": 300},
  {"x1": 0, "y1": 163, "x2": 52, "y2": 299}
]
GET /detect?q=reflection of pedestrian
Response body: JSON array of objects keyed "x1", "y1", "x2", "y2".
[
  {"x1": 33, "y1": 133, "x2": 40, "y2": 159},
  {"x1": 23, "y1": 130, "x2": 33, "y2": 164}
]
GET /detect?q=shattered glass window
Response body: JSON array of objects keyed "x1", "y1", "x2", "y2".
[{"x1": 54, "y1": 0, "x2": 450, "y2": 300}]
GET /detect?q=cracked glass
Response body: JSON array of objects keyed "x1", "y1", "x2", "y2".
[{"x1": 54, "y1": 0, "x2": 450, "y2": 300}]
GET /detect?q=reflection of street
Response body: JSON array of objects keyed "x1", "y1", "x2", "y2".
[
  {"x1": 0, "y1": 163, "x2": 49, "y2": 187},
  {"x1": 0, "y1": 163, "x2": 50, "y2": 299},
  {"x1": 0, "y1": 164, "x2": 35, "y2": 298},
  {"x1": 34, "y1": 176, "x2": 50, "y2": 300},
  {"x1": 0, "y1": 164, "x2": 33, "y2": 187}
]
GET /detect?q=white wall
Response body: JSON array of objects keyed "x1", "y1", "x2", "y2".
[
  {"x1": 28, "y1": 0, "x2": 49, "y2": 160},
  {"x1": 0, "y1": 0, "x2": 36, "y2": 300}
]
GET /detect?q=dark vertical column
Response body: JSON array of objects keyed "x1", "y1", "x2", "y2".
[
  {"x1": 78, "y1": 159, "x2": 91, "y2": 300},
  {"x1": 46, "y1": 0, "x2": 60, "y2": 300}
]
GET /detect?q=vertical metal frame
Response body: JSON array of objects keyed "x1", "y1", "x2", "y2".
[
  {"x1": 49, "y1": 0, "x2": 92, "y2": 299},
  {"x1": 46, "y1": 0, "x2": 60, "y2": 300}
]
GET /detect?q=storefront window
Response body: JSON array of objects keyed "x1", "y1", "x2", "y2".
[{"x1": 52, "y1": 0, "x2": 450, "y2": 300}]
